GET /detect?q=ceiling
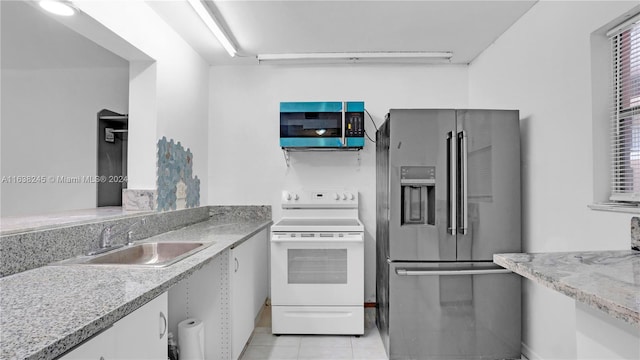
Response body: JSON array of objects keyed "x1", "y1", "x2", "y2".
[
  {"x1": 1, "y1": 1, "x2": 128, "y2": 70},
  {"x1": 149, "y1": 0, "x2": 538, "y2": 65}
]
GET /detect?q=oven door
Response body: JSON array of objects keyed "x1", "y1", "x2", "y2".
[{"x1": 270, "y1": 232, "x2": 364, "y2": 306}]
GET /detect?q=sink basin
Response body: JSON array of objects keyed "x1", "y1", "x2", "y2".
[{"x1": 54, "y1": 242, "x2": 214, "y2": 267}]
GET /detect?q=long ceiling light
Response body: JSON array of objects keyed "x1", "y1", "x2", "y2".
[
  {"x1": 257, "y1": 51, "x2": 453, "y2": 64},
  {"x1": 39, "y1": 0, "x2": 76, "y2": 16},
  {"x1": 186, "y1": 0, "x2": 237, "y2": 57}
]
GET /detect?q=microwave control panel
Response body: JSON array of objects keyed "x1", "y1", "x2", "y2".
[{"x1": 345, "y1": 111, "x2": 364, "y2": 137}]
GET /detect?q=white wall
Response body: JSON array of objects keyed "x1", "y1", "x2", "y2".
[
  {"x1": 0, "y1": 0, "x2": 129, "y2": 217},
  {"x1": 468, "y1": 1, "x2": 639, "y2": 358},
  {"x1": 76, "y1": 1, "x2": 210, "y2": 204},
  {"x1": 1, "y1": 68, "x2": 129, "y2": 216},
  {"x1": 209, "y1": 64, "x2": 469, "y2": 302},
  {"x1": 1, "y1": 1, "x2": 210, "y2": 215},
  {"x1": 576, "y1": 302, "x2": 640, "y2": 360}
]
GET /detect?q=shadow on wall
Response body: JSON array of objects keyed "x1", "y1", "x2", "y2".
[
  {"x1": 519, "y1": 115, "x2": 531, "y2": 251},
  {"x1": 157, "y1": 137, "x2": 200, "y2": 211}
]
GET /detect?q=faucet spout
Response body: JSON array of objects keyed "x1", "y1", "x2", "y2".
[
  {"x1": 99, "y1": 226, "x2": 115, "y2": 249},
  {"x1": 97, "y1": 218, "x2": 147, "y2": 251}
]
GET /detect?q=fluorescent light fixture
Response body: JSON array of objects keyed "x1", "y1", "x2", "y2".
[
  {"x1": 257, "y1": 51, "x2": 453, "y2": 64},
  {"x1": 39, "y1": 0, "x2": 76, "y2": 16},
  {"x1": 187, "y1": 0, "x2": 237, "y2": 57}
]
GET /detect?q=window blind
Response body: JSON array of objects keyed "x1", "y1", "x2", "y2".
[{"x1": 610, "y1": 17, "x2": 640, "y2": 202}]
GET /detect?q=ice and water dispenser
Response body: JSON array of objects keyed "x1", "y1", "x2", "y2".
[{"x1": 400, "y1": 166, "x2": 435, "y2": 226}]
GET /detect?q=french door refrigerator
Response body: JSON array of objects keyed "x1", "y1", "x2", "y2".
[{"x1": 376, "y1": 109, "x2": 522, "y2": 360}]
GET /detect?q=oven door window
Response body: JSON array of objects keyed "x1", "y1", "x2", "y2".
[{"x1": 288, "y1": 249, "x2": 347, "y2": 284}]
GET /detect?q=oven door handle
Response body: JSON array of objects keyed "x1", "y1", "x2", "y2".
[{"x1": 271, "y1": 236, "x2": 363, "y2": 243}]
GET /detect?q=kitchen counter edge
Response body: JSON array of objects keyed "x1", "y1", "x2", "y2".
[{"x1": 494, "y1": 250, "x2": 640, "y2": 329}]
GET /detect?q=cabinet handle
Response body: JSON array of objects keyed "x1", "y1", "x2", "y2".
[
  {"x1": 234, "y1": 257, "x2": 239, "y2": 273},
  {"x1": 159, "y1": 311, "x2": 167, "y2": 339}
]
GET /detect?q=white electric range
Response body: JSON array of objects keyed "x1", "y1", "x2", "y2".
[{"x1": 270, "y1": 188, "x2": 364, "y2": 335}]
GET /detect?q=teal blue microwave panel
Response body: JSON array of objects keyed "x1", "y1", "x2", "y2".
[{"x1": 280, "y1": 101, "x2": 365, "y2": 148}]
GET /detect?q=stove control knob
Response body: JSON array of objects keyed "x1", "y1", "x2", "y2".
[
  {"x1": 348, "y1": 193, "x2": 355, "y2": 200},
  {"x1": 293, "y1": 193, "x2": 299, "y2": 200},
  {"x1": 283, "y1": 191, "x2": 292, "y2": 201},
  {"x1": 333, "y1": 193, "x2": 340, "y2": 200},
  {"x1": 342, "y1": 193, "x2": 348, "y2": 200}
]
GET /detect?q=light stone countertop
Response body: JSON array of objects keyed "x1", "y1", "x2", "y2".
[
  {"x1": 494, "y1": 250, "x2": 640, "y2": 328},
  {"x1": 0, "y1": 207, "x2": 153, "y2": 236},
  {"x1": 0, "y1": 218, "x2": 272, "y2": 360}
]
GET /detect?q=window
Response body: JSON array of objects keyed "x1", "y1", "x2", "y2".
[{"x1": 610, "y1": 16, "x2": 640, "y2": 202}]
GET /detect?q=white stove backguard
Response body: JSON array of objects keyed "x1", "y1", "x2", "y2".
[
  {"x1": 279, "y1": 188, "x2": 360, "y2": 222},
  {"x1": 281, "y1": 188, "x2": 358, "y2": 209}
]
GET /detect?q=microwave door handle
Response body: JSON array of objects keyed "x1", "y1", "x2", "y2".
[
  {"x1": 459, "y1": 130, "x2": 468, "y2": 235},
  {"x1": 341, "y1": 101, "x2": 346, "y2": 147},
  {"x1": 447, "y1": 132, "x2": 457, "y2": 235}
]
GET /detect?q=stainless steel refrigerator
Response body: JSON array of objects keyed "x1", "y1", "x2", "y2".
[{"x1": 376, "y1": 109, "x2": 522, "y2": 360}]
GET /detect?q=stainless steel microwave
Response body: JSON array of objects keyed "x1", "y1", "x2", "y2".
[{"x1": 280, "y1": 101, "x2": 365, "y2": 149}]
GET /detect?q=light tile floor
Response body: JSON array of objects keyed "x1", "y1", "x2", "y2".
[
  {"x1": 239, "y1": 306, "x2": 387, "y2": 360},
  {"x1": 239, "y1": 305, "x2": 529, "y2": 360}
]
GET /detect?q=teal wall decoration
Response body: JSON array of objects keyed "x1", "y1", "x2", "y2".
[{"x1": 156, "y1": 136, "x2": 200, "y2": 211}]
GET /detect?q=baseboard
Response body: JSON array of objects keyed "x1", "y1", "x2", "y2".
[
  {"x1": 263, "y1": 299, "x2": 374, "y2": 309},
  {"x1": 254, "y1": 303, "x2": 266, "y2": 325},
  {"x1": 254, "y1": 297, "x2": 270, "y2": 326},
  {"x1": 521, "y1": 342, "x2": 542, "y2": 360}
]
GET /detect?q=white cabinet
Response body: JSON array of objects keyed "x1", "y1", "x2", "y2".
[
  {"x1": 230, "y1": 229, "x2": 268, "y2": 360},
  {"x1": 59, "y1": 326, "x2": 116, "y2": 360},
  {"x1": 59, "y1": 293, "x2": 168, "y2": 360},
  {"x1": 114, "y1": 292, "x2": 168, "y2": 359}
]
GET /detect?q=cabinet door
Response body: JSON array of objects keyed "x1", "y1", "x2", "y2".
[
  {"x1": 168, "y1": 252, "x2": 227, "y2": 360},
  {"x1": 231, "y1": 237, "x2": 256, "y2": 359},
  {"x1": 231, "y1": 230, "x2": 268, "y2": 360},
  {"x1": 59, "y1": 326, "x2": 116, "y2": 360},
  {"x1": 114, "y1": 293, "x2": 168, "y2": 360}
]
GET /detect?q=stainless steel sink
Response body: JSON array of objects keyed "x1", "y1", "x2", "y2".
[{"x1": 53, "y1": 241, "x2": 214, "y2": 267}]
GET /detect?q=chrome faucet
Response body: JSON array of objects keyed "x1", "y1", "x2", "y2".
[{"x1": 92, "y1": 218, "x2": 147, "y2": 255}]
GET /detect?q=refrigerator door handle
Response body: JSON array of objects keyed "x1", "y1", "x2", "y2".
[
  {"x1": 447, "y1": 131, "x2": 457, "y2": 235},
  {"x1": 395, "y1": 268, "x2": 513, "y2": 276},
  {"x1": 458, "y1": 130, "x2": 469, "y2": 235}
]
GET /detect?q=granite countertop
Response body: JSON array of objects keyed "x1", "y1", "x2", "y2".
[
  {"x1": 0, "y1": 218, "x2": 272, "y2": 360},
  {"x1": 494, "y1": 250, "x2": 640, "y2": 328},
  {"x1": 0, "y1": 207, "x2": 153, "y2": 236}
]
